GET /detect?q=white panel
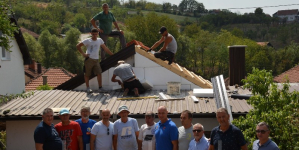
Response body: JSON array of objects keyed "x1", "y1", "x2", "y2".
[
  {"x1": 153, "y1": 85, "x2": 168, "y2": 90},
  {"x1": 134, "y1": 53, "x2": 160, "y2": 67},
  {"x1": 145, "y1": 67, "x2": 181, "y2": 86},
  {"x1": 140, "y1": 79, "x2": 153, "y2": 89},
  {"x1": 181, "y1": 77, "x2": 191, "y2": 84},
  {"x1": 132, "y1": 67, "x2": 145, "y2": 80},
  {"x1": 181, "y1": 84, "x2": 191, "y2": 90},
  {"x1": 191, "y1": 84, "x2": 201, "y2": 89},
  {"x1": 193, "y1": 88, "x2": 214, "y2": 97}
]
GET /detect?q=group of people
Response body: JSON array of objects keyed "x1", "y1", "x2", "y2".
[
  {"x1": 77, "y1": 3, "x2": 178, "y2": 94},
  {"x1": 34, "y1": 106, "x2": 279, "y2": 150}
]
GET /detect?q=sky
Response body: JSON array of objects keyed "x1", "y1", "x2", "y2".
[{"x1": 140, "y1": 0, "x2": 299, "y2": 15}]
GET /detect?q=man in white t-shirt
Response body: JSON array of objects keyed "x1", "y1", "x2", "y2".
[
  {"x1": 113, "y1": 105, "x2": 139, "y2": 150},
  {"x1": 178, "y1": 110, "x2": 194, "y2": 150},
  {"x1": 138, "y1": 111, "x2": 156, "y2": 150},
  {"x1": 90, "y1": 109, "x2": 114, "y2": 150},
  {"x1": 77, "y1": 28, "x2": 113, "y2": 93}
]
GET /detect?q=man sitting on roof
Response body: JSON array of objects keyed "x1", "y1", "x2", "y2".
[
  {"x1": 148, "y1": 26, "x2": 177, "y2": 65},
  {"x1": 111, "y1": 60, "x2": 145, "y2": 97}
]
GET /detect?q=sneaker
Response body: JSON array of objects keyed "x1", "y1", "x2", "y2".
[
  {"x1": 86, "y1": 87, "x2": 92, "y2": 93},
  {"x1": 98, "y1": 88, "x2": 108, "y2": 93}
]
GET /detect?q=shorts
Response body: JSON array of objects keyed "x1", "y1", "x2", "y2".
[
  {"x1": 123, "y1": 79, "x2": 145, "y2": 95},
  {"x1": 84, "y1": 58, "x2": 102, "y2": 77}
]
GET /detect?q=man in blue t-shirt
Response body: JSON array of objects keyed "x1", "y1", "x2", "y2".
[
  {"x1": 155, "y1": 106, "x2": 178, "y2": 150},
  {"x1": 252, "y1": 122, "x2": 279, "y2": 150},
  {"x1": 34, "y1": 108, "x2": 62, "y2": 150},
  {"x1": 76, "y1": 106, "x2": 97, "y2": 150}
]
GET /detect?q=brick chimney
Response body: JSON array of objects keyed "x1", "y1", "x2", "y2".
[
  {"x1": 37, "y1": 63, "x2": 42, "y2": 74},
  {"x1": 228, "y1": 45, "x2": 246, "y2": 86},
  {"x1": 29, "y1": 60, "x2": 36, "y2": 71}
]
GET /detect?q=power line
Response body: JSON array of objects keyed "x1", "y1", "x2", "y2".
[{"x1": 227, "y1": 3, "x2": 299, "y2": 10}]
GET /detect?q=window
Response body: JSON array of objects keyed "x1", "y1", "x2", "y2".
[{"x1": 0, "y1": 31, "x2": 11, "y2": 61}]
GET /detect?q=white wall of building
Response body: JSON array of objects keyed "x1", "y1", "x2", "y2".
[
  {"x1": 75, "y1": 53, "x2": 200, "y2": 91},
  {"x1": 6, "y1": 117, "x2": 218, "y2": 150},
  {"x1": 278, "y1": 14, "x2": 298, "y2": 22},
  {"x1": 0, "y1": 39, "x2": 25, "y2": 95}
]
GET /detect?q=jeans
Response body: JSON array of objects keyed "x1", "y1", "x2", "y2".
[{"x1": 99, "y1": 30, "x2": 126, "y2": 60}]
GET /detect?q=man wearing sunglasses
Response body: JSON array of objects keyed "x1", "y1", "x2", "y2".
[
  {"x1": 252, "y1": 122, "x2": 279, "y2": 150},
  {"x1": 90, "y1": 109, "x2": 114, "y2": 150},
  {"x1": 149, "y1": 26, "x2": 177, "y2": 65},
  {"x1": 77, "y1": 28, "x2": 114, "y2": 93},
  {"x1": 188, "y1": 123, "x2": 209, "y2": 150},
  {"x1": 209, "y1": 107, "x2": 247, "y2": 150}
]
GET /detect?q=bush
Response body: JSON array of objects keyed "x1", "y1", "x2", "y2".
[{"x1": 36, "y1": 84, "x2": 53, "y2": 90}]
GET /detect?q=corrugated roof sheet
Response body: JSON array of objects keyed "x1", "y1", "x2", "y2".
[
  {"x1": 274, "y1": 65, "x2": 299, "y2": 83},
  {"x1": 0, "y1": 89, "x2": 252, "y2": 118},
  {"x1": 25, "y1": 68, "x2": 76, "y2": 91}
]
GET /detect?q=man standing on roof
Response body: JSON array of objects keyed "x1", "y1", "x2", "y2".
[
  {"x1": 90, "y1": 3, "x2": 126, "y2": 60},
  {"x1": 209, "y1": 107, "x2": 247, "y2": 150},
  {"x1": 77, "y1": 28, "x2": 113, "y2": 93},
  {"x1": 252, "y1": 122, "x2": 279, "y2": 150},
  {"x1": 138, "y1": 111, "x2": 156, "y2": 150},
  {"x1": 34, "y1": 108, "x2": 63, "y2": 150},
  {"x1": 155, "y1": 106, "x2": 178, "y2": 150},
  {"x1": 55, "y1": 108, "x2": 83, "y2": 150},
  {"x1": 75, "y1": 106, "x2": 96, "y2": 150},
  {"x1": 178, "y1": 110, "x2": 194, "y2": 150},
  {"x1": 111, "y1": 60, "x2": 145, "y2": 97},
  {"x1": 90, "y1": 109, "x2": 114, "y2": 150},
  {"x1": 113, "y1": 105, "x2": 139, "y2": 150},
  {"x1": 148, "y1": 26, "x2": 177, "y2": 65}
]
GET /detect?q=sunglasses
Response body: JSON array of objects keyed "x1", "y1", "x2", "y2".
[
  {"x1": 256, "y1": 130, "x2": 269, "y2": 134},
  {"x1": 192, "y1": 130, "x2": 202, "y2": 133},
  {"x1": 107, "y1": 128, "x2": 109, "y2": 135}
]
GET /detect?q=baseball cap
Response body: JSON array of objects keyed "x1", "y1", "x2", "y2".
[
  {"x1": 118, "y1": 105, "x2": 130, "y2": 114},
  {"x1": 59, "y1": 108, "x2": 70, "y2": 115},
  {"x1": 159, "y1": 26, "x2": 167, "y2": 34}
]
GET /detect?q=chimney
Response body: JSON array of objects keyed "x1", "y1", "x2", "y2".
[
  {"x1": 228, "y1": 45, "x2": 246, "y2": 86},
  {"x1": 37, "y1": 63, "x2": 42, "y2": 74},
  {"x1": 42, "y1": 75, "x2": 48, "y2": 85},
  {"x1": 29, "y1": 60, "x2": 36, "y2": 71}
]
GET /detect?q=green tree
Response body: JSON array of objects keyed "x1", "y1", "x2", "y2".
[
  {"x1": 233, "y1": 68, "x2": 299, "y2": 149},
  {"x1": 73, "y1": 13, "x2": 87, "y2": 31},
  {"x1": 38, "y1": 30, "x2": 52, "y2": 68},
  {"x1": 23, "y1": 33, "x2": 44, "y2": 63},
  {"x1": 0, "y1": 0, "x2": 18, "y2": 51}
]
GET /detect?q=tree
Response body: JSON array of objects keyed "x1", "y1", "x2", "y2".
[
  {"x1": 162, "y1": 2, "x2": 172, "y2": 13},
  {"x1": 179, "y1": 0, "x2": 199, "y2": 13},
  {"x1": 0, "y1": 0, "x2": 18, "y2": 51},
  {"x1": 38, "y1": 30, "x2": 52, "y2": 68},
  {"x1": 233, "y1": 68, "x2": 299, "y2": 150},
  {"x1": 73, "y1": 13, "x2": 87, "y2": 31},
  {"x1": 254, "y1": 7, "x2": 264, "y2": 16},
  {"x1": 23, "y1": 33, "x2": 44, "y2": 63}
]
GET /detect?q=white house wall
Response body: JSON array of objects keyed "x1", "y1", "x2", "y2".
[
  {"x1": 0, "y1": 39, "x2": 25, "y2": 95},
  {"x1": 75, "y1": 53, "x2": 201, "y2": 91},
  {"x1": 6, "y1": 117, "x2": 218, "y2": 150}
]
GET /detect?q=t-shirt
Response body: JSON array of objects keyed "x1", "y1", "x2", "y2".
[
  {"x1": 178, "y1": 126, "x2": 194, "y2": 150},
  {"x1": 165, "y1": 33, "x2": 177, "y2": 54},
  {"x1": 93, "y1": 11, "x2": 116, "y2": 35},
  {"x1": 113, "y1": 117, "x2": 139, "y2": 150},
  {"x1": 188, "y1": 137, "x2": 209, "y2": 150},
  {"x1": 138, "y1": 123, "x2": 156, "y2": 150},
  {"x1": 210, "y1": 124, "x2": 247, "y2": 150},
  {"x1": 34, "y1": 121, "x2": 63, "y2": 150},
  {"x1": 252, "y1": 139, "x2": 280, "y2": 150},
  {"x1": 55, "y1": 121, "x2": 83, "y2": 150},
  {"x1": 75, "y1": 119, "x2": 96, "y2": 150},
  {"x1": 91, "y1": 121, "x2": 114, "y2": 150},
  {"x1": 82, "y1": 38, "x2": 104, "y2": 59},
  {"x1": 113, "y1": 63, "x2": 135, "y2": 81},
  {"x1": 155, "y1": 119, "x2": 178, "y2": 150}
]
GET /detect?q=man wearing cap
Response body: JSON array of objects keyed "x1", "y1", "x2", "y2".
[
  {"x1": 138, "y1": 111, "x2": 156, "y2": 150},
  {"x1": 113, "y1": 105, "x2": 139, "y2": 150},
  {"x1": 34, "y1": 108, "x2": 63, "y2": 150},
  {"x1": 75, "y1": 106, "x2": 96, "y2": 150},
  {"x1": 155, "y1": 106, "x2": 178, "y2": 150},
  {"x1": 90, "y1": 109, "x2": 114, "y2": 150},
  {"x1": 252, "y1": 122, "x2": 279, "y2": 150},
  {"x1": 188, "y1": 123, "x2": 209, "y2": 150},
  {"x1": 77, "y1": 28, "x2": 114, "y2": 93},
  {"x1": 90, "y1": 3, "x2": 126, "y2": 60},
  {"x1": 179, "y1": 110, "x2": 194, "y2": 150},
  {"x1": 111, "y1": 60, "x2": 145, "y2": 97},
  {"x1": 149, "y1": 26, "x2": 177, "y2": 65},
  {"x1": 55, "y1": 108, "x2": 83, "y2": 150}
]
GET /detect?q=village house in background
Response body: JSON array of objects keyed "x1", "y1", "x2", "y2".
[{"x1": 273, "y1": 9, "x2": 299, "y2": 23}]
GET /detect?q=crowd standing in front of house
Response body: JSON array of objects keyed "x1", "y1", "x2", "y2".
[{"x1": 34, "y1": 107, "x2": 280, "y2": 150}]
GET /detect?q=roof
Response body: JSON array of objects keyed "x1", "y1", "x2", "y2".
[
  {"x1": 10, "y1": 17, "x2": 32, "y2": 65},
  {"x1": 20, "y1": 27, "x2": 39, "y2": 39},
  {"x1": 25, "y1": 68, "x2": 76, "y2": 91},
  {"x1": 0, "y1": 89, "x2": 252, "y2": 119},
  {"x1": 256, "y1": 42, "x2": 273, "y2": 47},
  {"x1": 274, "y1": 65, "x2": 299, "y2": 83},
  {"x1": 275, "y1": 9, "x2": 298, "y2": 16},
  {"x1": 54, "y1": 44, "x2": 136, "y2": 90},
  {"x1": 24, "y1": 62, "x2": 47, "y2": 79}
]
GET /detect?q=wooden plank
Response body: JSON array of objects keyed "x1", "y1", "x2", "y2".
[
  {"x1": 176, "y1": 63, "x2": 183, "y2": 72},
  {"x1": 183, "y1": 67, "x2": 194, "y2": 78}
]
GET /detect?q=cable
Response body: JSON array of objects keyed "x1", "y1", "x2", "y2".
[{"x1": 227, "y1": 3, "x2": 299, "y2": 10}]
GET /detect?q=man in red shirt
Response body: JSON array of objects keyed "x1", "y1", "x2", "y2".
[{"x1": 55, "y1": 108, "x2": 83, "y2": 150}]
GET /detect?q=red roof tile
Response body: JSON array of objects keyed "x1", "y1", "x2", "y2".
[
  {"x1": 20, "y1": 27, "x2": 39, "y2": 39},
  {"x1": 274, "y1": 65, "x2": 299, "y2": 83},
  {"x1": 276, "y1": 9, "x2": 298, "y2": 16},
  {"x1": 25, "y1": 68, "x2": 76, "y2": 91}
]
